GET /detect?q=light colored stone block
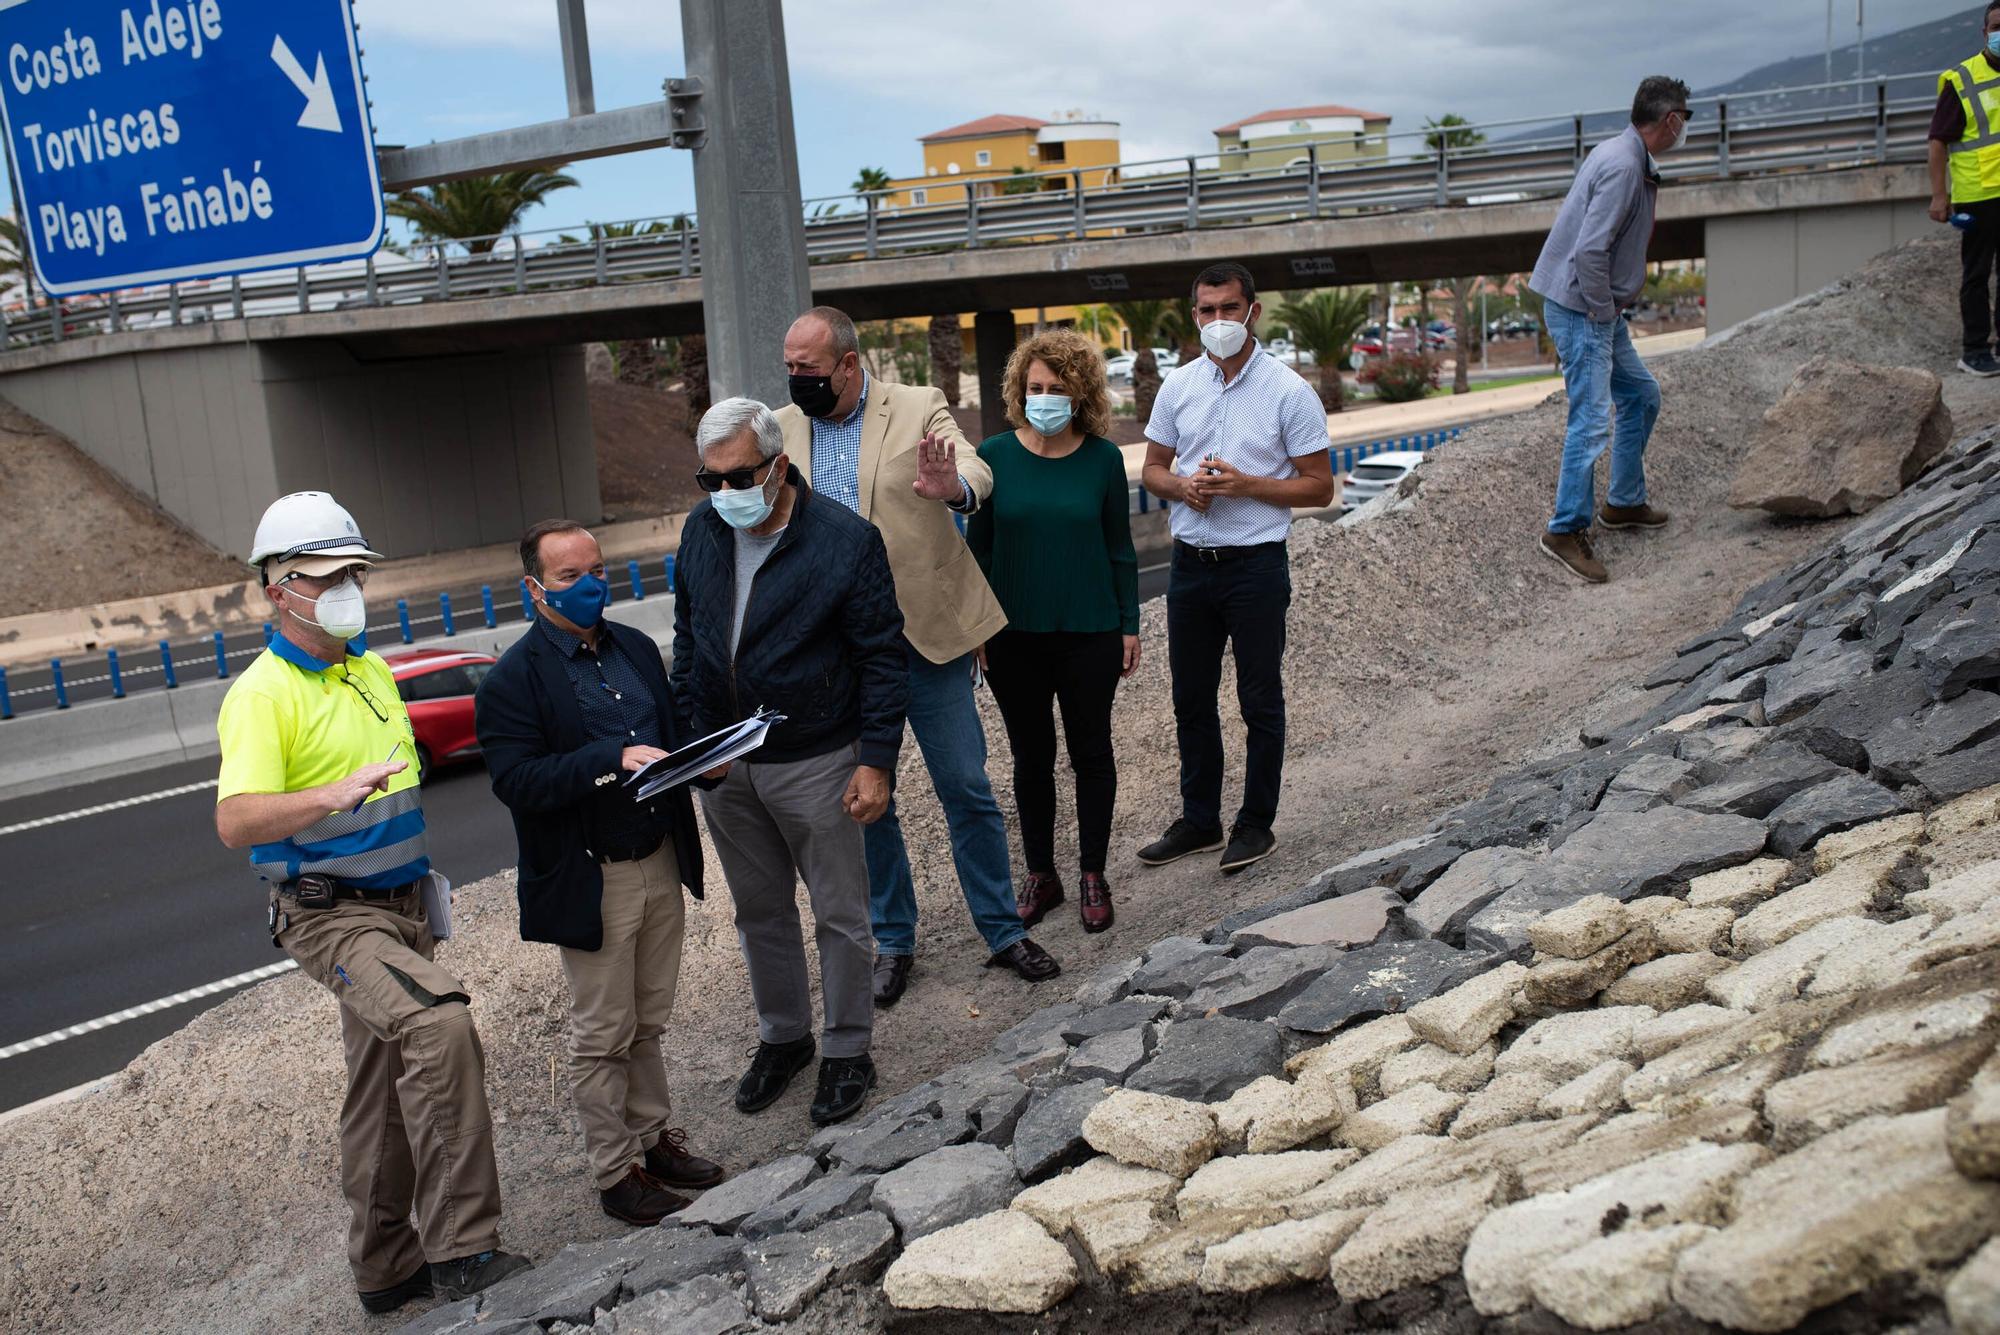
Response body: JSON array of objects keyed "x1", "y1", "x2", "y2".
[
  {"x1": 1285, "y1": 1013, "x2": 1417, "y2": 1101},
  {"x1": 1624, "y1": 996, "x2": 1845, "y2": 1109},
  {"x1": 1210, "y1": 1074, "x2": 1352, "y2": 1155},
  {"x1": 1901, "y1": 901, "x2": 2000, "y2": 971},
  {"x1": 1082, "y1": 1088, "x2": 1219, "y2": 1178},
  {"x1": 1812, "y1": 813, "x2": 1925, "y2": 873},
  {"x1": 1176, "y1": 1149, "x2": 1357, "y2": 1220},
  {"x1": 1767, "y1": 1038, "x2": 1995, "y2": 1149},
  {"x1": 1010, "y1": 1156, "x2": 1179, "y2": 1234},
  {"x1": 1379, "y1": 1042, "x2": 1495, "y2": 1097},
  {"x1": 1403, "y1": 963, "x2": 1528, "y2": 1057},
  {"x1": 1196, "y1": 1209, "x2": 1368, "y2": 1293},
  {"x1": 1537, "y1": 1060, "x2": 1635, "y2": 1118},
  {"x1": 1528, "y1": 894, "x2": 1630, "y2": 960},
  {"x1": 1731, "y1": 853, "x2": 1894, "y2": 953},
  {"x1": 1655, "y1": 905, "x2": 1736, "y2": 955},
  {"x1": 1703, "y1": 916, "x2": 1878, "y2": 1010},
  {"x1": 1120, "y1": 1209, "x2": 1271, "y2": 1295},
  {"x1": 1280, "y1": 1135, "x2": 1454, "y2": 1213},
  {"x1": 1491, "y1": 1006, "x2": 1656, "y2": 1082},
  {"x1": 1949, "y1": 1050, "x2": 2000, "y2": 1180},
  {"x1": 1530, "y1": 1223, "x2": 1713, "y2": 1331},
  {"x1": 884, "y1": 1209, "x2": 1080, "y2": 1313},
  {"x1": 1947, "y1": 1236, "x2": 2000, "y2": 1335},
  {"x1": 1803, "y1": 915, "x2": 1935, "y2": 996},
  {"x1": 1520, "y1": 1105, "x2": 1761, "y2": 1197},
  {"x1": 1809, "y1": 989, "x2": 1999, "y2": 1069},
  {"x1": 1908, "y1": 858, "x2": 2000, "y2": 922},
  {"x1": 1930, "y1": 784, "x2": 2000, "y2": 841},
  {"x1": 1686, "y1": 858, "x2": 1791, "y2": 910},
  {"x1": 1671, "y1": 1110, "x2": 2000, "y2": 1331},
  {"x1": 1450, "y1": 1070, "x2": 1558, "y2": 1139},
  {"x1": 1601, "y1": 952, "x2": 1734, "y2": 1010},
  {"x1": 1070, "y1": 1198, "x2": 1173, "y2": 1274},
  {"x1": 1329, "y1": 1171, "x2": 1507, "y2": 1300},
  {"x1": 1524, "y1": 925, "x2": 1660, "y2": 1009},
  {"x1": 1633, "y1": 1004, "x2": 1742, "y2": 1061},
  {"x1": 1344, "y1": 1083, "x2": 1466, "y2": 1151}
]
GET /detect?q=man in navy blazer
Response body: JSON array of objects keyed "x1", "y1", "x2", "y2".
[{"x1": 475, "y1": 519, "x2": 725, "y2": 1228}]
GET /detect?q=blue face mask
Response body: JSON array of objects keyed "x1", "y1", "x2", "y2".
[
  {"x1": 537, "y1": 571, "x2": 609, "y2": 629},
  {"x1": 1025, "y1": 393, "x2": 1074, "y2": 436},
  {"x1": 1988, "y1": 31, "x2": 2000, "y2": 57},
  {"x1": 712, "y1": 469, "x2": 777, "y2": 530}
]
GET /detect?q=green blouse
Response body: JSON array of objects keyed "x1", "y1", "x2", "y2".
[{"x1": 967, "y1": 431, "x2": 1140, "y2": 636}]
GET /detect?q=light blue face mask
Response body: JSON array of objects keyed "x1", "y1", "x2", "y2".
[
  {"x1": 1988, "y1": 30, "x2": 2000, "y2": 57},
  {"x1": 1025, "y1": 393, "x2": 1074, "y2": 436},
  {"x1": 712, "y1": 469, "x2": 777, "y2": 529}
]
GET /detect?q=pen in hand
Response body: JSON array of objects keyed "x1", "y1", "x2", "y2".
[{"x1": 353, "y1": 743, "x2": 402, "y2": 813}]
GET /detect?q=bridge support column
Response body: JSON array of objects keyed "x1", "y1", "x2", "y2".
[
  {"x1": 682, "y1": 0, "x2": 811, "y2": 407},
  {"x1": 975, "y1": 311, "x2": 1016, "y2": 440}
]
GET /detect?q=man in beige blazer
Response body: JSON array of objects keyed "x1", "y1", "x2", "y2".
[{"x1": 776, "y1": 306, "x2": 1062, "y2": 1004}]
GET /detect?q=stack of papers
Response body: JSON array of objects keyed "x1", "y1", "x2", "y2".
[{"x1": 624, "y1": 710, "x2": 787, "y2": 800}]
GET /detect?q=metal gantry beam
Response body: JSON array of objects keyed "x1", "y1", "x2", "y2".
[{"x1": 557, "y1": 0, "x2": 596, "y2": 118}]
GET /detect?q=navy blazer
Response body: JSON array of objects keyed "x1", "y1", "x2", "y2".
[{"x1": 475, "y1": 617, "x2": 704, "y2": 952}]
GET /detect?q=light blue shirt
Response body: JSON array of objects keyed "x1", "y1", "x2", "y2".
[{"x1": 809, "y1": 372, "x2": 870, "y2": 513}]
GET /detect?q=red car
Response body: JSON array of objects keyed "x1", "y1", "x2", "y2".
[{"x1": 385, "y1": 649, "x2": 497, "y2": 782}]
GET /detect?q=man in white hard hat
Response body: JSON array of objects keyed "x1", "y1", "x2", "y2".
[{"x1": 213, "y1": 491, "x2": 529, "y2": 1315}]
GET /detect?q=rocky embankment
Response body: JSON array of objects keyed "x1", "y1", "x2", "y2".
[{"x1": 392, "y1": 421, "x2": 2000, "y2": 1333}]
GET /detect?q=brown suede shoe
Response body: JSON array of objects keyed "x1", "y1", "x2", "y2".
[
  {"x1": 600, "y1": 1164, "x2": 689, "y2": 1226},
  {"x1": 1016, "y1": 871, "x2": 1065, "y2": 928},
  {"x1": 1079, "y1": 873, "x2": 1114, "y2": 933},
  {"x1": 1539, "y1": 530, "x2": 1608, "y2": 584},
  {"x1": 1599, "y1": 502, "x2": 1670, "y2": 529},
  {"x1": 644, "y1": 1128, "x2": 727, "y2": 1191}
]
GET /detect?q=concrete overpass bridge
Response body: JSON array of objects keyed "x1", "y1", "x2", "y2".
[{"x1": 0, "y1": 76, "x2": 1935, "y2": 560}]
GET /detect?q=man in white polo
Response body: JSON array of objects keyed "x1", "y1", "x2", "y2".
[{"x1": 1138, "y1": 261, "x2": 1336, "y2": 874}]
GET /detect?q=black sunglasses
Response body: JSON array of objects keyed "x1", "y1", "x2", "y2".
[
  {"x1": 1673, "y1": 107, "x2": 1695, "y2": 121},
  {"x1": 694, "y1": 460, "x2": 774, "y2": 493}
]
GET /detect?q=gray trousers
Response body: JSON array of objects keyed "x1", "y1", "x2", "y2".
[{"x1": 698, "y1": 746, "x2": 875, "y2": 1059}]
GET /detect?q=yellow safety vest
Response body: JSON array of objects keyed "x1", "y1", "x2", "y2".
[{"x1": 1943, "y1": 53, "x2": 2000, "y2": 205}]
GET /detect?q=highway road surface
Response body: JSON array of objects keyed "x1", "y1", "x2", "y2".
[{"x1": 0, "y1": 564, "x2": 1170, "y2": 1116}]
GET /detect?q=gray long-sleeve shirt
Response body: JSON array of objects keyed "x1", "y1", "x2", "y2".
[{"x1": 1528, "y1": 125, "x2": 1661, "y2": 323}]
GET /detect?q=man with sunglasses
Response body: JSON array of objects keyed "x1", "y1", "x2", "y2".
[
  {"x1": 1530, "y1": 74, "x2": 1689, "y2": 586},
  {"x1": 214, "y1": 492, "x2": 528, "y2": 1315}
]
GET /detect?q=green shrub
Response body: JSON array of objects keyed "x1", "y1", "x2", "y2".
[{"x1": 1359, "y1": 351, "x2": 1439, "y2": 403}]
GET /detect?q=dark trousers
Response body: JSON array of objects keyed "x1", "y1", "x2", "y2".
[
  {"x1": 985, "y1": 628, "x2": 1123, "y2": 875},
  {"x1": 1166, "y1": 541, "x2": 1291, "y2": 833},
  {"x1": 1962, "y1": 198, "x2": 2000, "y2": 355}
]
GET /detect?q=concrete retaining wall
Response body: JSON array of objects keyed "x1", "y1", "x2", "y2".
[{"x1": 1706, "y1": 198, "x2": 1931, "y2": 335}]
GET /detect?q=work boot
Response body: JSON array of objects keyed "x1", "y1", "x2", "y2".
[
  {"x1": 644, "y1": 1128, "x2": 727, "y2": 1191},
  {"x1": 809, "y1": 1055, "x2": 878, "y2": 1127},
  {"x1": 431, "y1": 1250, "x2": 533, "y2": 1301},
  {"x1": 357, "y1": 1264, "x2": 432, "y2": 1315},
  {"x1": 1959, "y1": 351, "x2": 2000, "y2": 377},
  {"x1": 872, "y1": 953, "x2": 913, "y2": 1008},
  {"x1": 986, "y1": 938, "x2": 1062, "y2": 982},
  {"x1": 1016, "y1": 871, "x2": 1065, "y2": 927},
  {"x1": 1538, "y1": 530, "x2": 1608, "y2": 584},
  {"x1": 1136, "y1": 818, "x2": 1227, "y2": 866},
  {"x1": 600, "y1": 1164, "x2": 689, "y2": 1226},
  {"x1": 1220, "y1": 825, "x2": 1277, "y2": 874},
  {"x1": 1079, "y1": 873, "x2": 1114, "y2": 933},
  {"x1": 735, "y1": 1035, "x2": 817, "y2": 1113},
  {"x1": 1598, "y1": 502, "x2": 1670, "y2": 530}
]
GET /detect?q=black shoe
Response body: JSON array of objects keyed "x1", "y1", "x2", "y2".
[
  {"x1": 985, "y1": 937, "x2": 1061, "y2": 982},
  {"x1": 1220, "y1": 824, "x2": 1277, "y2": 873},
  {"x1": 1136, "y1": 819, "x2": 1227, "y2": 866},
  {"x1": 810, "y1": 1055, "x2": 877, "y2": 1127},
  {"x1": 600, "y1": 1164, "x2": 689, "y2": 1226},
  {"x1": 1959, "y1": 352, "x2": 2000, "y2": 377},
  {"x1": 735, "y1": 1035, "x2": 817, "y2": 1114},
  {"x1": 644, "y1": 1128, "x2": 727, "y2": 1191},
  {"x1": 357, "y1": 1264, "x2": 432, "y2": 1315},
  {"x1": 872, "y1": 953, "x2": 913, "y2": 1009},
  {"x1": 430, "y1": 1250, "x2": 533, "y2": 1302}
]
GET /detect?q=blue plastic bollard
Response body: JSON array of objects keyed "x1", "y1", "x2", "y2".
[
  {"x1": 662, "y1": 554, "x2": 675, "y2": 591},
  {"x1": 628, "y1": 560, "x2": 644, "y2": 601},
  {"x1": 0, "y1": 665, "x2": 10, "y2": 719},
  {"x1": 440, "y1": 592, "x2": 456, "y2": 637},
  {"x1": 481, "y1": 585, "x2": 497, "y2": 628},
  {"x1": 398, "y1": 598, "x2": 413, "y2": 643},
  {"x1": 213, "y1": 632, "x2": 229, "y2": 679},
  {"x1": 520, "y1": 578, "x2": 533, "y2": 621},
  {"x1": 51, "y1": 659, "x2": 68, "y2": 708},
  {"x1": 160, "y1": 640, "x2": 177, "y2": 689},
  {"x1": 107, "y1": 648, "x2": 124, "y2": 699}
]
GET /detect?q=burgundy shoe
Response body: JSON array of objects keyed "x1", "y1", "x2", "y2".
[
  {"x1": 644, "y1": 1128, "x2": 727, "y2": 1191},
  {"x1": 1016, "y1": 871, "x2": 1065, "y2": 928},
  {"x1": 1079, "y1": 873, "x2": 1114, "y2": 934}
]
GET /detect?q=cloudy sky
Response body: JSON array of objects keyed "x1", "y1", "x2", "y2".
[{"x1": 357, "y1": 0, "x2": 1974, "y2": 235}]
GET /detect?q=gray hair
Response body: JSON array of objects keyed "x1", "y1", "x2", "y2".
[
  {"x1": 696, "y1": 396, "x2": 784, "y2": 462},
  {"x1": 1630, "y1": 76, "x2": 1691, "y2": 127},
  {"x1": 800, "y1": 305, "x2": 859, "y2": 361}
]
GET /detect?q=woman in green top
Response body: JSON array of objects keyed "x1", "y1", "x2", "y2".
[{"x1": 968, "y1": 328, "x2": 1140, "y2": 936}]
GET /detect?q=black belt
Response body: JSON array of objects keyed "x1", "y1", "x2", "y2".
[
  {"x1": 1175, "y1": 539, "x2": 1286, "y2": 564},
  {"x1": 279, "y1": 875, "x2": 422, "y2": 908},
  {"x1": 595, "y1": 834, "x2": 665, "y2": 865}
]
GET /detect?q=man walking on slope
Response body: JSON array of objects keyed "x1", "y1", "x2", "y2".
[
  {"x1": 1929, "y1": 2, "x2": 2000, "y2": 377},
  {"x1": 1530, "y1": 74, "x2": 1690, "y2": 585}
]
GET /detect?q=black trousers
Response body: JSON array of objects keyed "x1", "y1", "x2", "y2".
[
  {"x1": 1166, "y1": 541, "x2": 1291, "y2": 833},
  {"x1": 985, "y1": 628, "x2": 1123, "y2": 875},
  {"x1": 1962, "y1": 198, "x2": 2000, "y2": 355}
]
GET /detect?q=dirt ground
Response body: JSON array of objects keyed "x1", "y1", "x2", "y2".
[{"x1": 1, "y1": 238, "x2": 1992, "y2": 1335}]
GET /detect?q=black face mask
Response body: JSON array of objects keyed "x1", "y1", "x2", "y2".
[{"x1": 788, "y1": 367, "x2": 844, "y2": 419}]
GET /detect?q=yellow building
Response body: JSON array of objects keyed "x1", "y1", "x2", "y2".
[
  {"x1": 1214, "y1": 104, "x2": 1391, "y2": 174},
  {"x1": 883, "y1": 113, "x2": 1121, "y2": 209}
]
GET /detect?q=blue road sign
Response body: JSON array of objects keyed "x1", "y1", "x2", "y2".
[{"x1": 0, "y1": 0, "x2": 380, "y2": 297}]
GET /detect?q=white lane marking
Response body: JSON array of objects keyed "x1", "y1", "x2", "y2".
[
  {"x1": 0, "y1": 779, "x2": 218, "y2": 838},
  {"x1": 0, "y1": 960, "x2": 298, "y2": 1061}
]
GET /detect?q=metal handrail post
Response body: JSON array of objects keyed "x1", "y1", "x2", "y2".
[
  {"x1": 594, "y1": 233, "x2": 608, "y2": 284},
  {"x1": 1307, "y1": 143, "x2": 1320, "y2": 218},
  {"x1": 435, "y1": 246, "x2": 450, "y2": 298},
  {"x1": 1435, "y1": 141, "x2": 1449, "y2": 206},
  {"x1": 1072, "y1": 171, "x2": 1086, "y2": 238},
  {"x1": 367, "y1": 252, "x2": 380, "y2": 304},
  {"x1": 1186, "y1": 157, "x2": 1200, "y2": 229},
  {"x1": 965, "y1": 191, "x2": 980, "y2": 248},
  {"x1": 865, "y1": 193, "x2": 880, "y2": 259},
  {"x1": 106, "y1": 291, "x2": 121, "y2": 333},
  {"x1": 1874, "y1": 81, "x2": 1887, "y2": 161},
  {"x1": 231, "y1": 275, "x2": 244, "y2": 320},
  {"x1": 1572, "y1": 114, "x2": 1584, "y2": 167},
  {"x1": 1718, "y1": 100, "x2": 1730, "y2": 175},
  {"x1": 167, "y1": 284, "x2": 180, "y2": 326},
  {"x1": 513, "y1": 234, "x2": 527, "y2": 291},
  {"x1": 296, "y1": 268, "x2": 309, "y2": 313},
  {"x1": 679, "y1": 225, "x2": 692, "y2": 277}
]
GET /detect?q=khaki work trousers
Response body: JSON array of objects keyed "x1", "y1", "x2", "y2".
[
  {"x1": 557, "y1": 845, "x2": 687, "y2": 1190},
  {"x1": 277, "y1": 890, "x2": 504, "y2": 1291}
]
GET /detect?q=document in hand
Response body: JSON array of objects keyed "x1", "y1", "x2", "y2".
[{"x1": 624, "y1": 710, "x2": 788, "y2": 801}]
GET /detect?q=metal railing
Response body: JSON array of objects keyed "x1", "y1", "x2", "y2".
[{"x1": 0, "y1": 74, "x2": 1931, "y2": 349}]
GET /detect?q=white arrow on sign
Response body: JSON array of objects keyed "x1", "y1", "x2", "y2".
[{"x1": 270, "y1": 35, "x2": 344, "y2": 135}]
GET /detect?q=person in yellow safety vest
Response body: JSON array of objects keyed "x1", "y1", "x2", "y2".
[
  {"x1": 212, "y1": 491, "x2": 531, "y2": 1316},
  {"x1": 1931, "y1": 1, "x2": 2000, "y2": 377}
]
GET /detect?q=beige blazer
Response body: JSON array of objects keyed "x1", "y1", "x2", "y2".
[{"x1": 776, "y1": 380, "x2": 1006, "y2": 665}]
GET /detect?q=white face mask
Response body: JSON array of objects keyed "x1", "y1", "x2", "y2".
[
  {"x1": 1200, "y1": 318, "x2": 1249, "y2": 359},
  {"x1": 287, "y1": 577, "x2": 368, "y2": 641}
]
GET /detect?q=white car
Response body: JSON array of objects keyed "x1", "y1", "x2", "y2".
[
  {"x1": 1341, "y1": 450, "x2": 1427, "y2": 512},
  {"x1": 1104, "y1": 352, "x2": 1136, "y2": 383}
]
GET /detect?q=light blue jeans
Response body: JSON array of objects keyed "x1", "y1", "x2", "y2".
[
  {"x1": 1545, "y1": 299, "x2": 1661, "y2": 534},
  {"x1": 866, "y1": 646, "x2": 1025, "y2": 958}
]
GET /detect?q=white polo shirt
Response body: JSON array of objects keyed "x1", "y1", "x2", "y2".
[{"x1": 1148, "y1": 342, "x2": 1330, "y2": 548}]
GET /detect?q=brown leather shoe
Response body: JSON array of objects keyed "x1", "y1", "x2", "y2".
[
  {"x1": 600, "y1": 1165, "x2": 688, "y2": 1226},
  {"x1": 1539, "y1": 530, "x2": 1608, "y2": 584},
  {"x1": 1079, "y1": 873, "x2": 1114, "y2": 933},
  {"x1": 1016, "y1": 871, "x2": 1065, "y2": 927},
  {"x1": 1599, "y1": 502, "x2": 1670, "y2": 529},
  {"x1": 644, "y1": 1128, "x2": 727, "y2": 1191}
]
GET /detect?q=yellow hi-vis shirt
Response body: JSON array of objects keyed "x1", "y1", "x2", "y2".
[
  {"x1": 215, "y1": 634, "x2": 429, "y2": 890},
  {"x1": 1943, "y1": 53, "x2": 2000, "y2": 205}
]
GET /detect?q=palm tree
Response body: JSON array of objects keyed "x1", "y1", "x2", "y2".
[
  {"x1": 1108, "y1": 300, "x2": 1172, "y2": 427},
  {"x1": 1157, "y1": 306, "x2": 1199, "y2": 365},
  {"x1": 0, "y1": 214, "x2": 25, "y2": 282},
  {"x1": 1071, "y1": 303, "x2": 1121, "y2": 354},
  {"x1": 386, "y1": 167, "x2": 579, "y2": 254},
  {"x1": 1423, "y1": 114, "x2": 1485, "y2": 152},
  {"x1": 1445, "y1": 276, "x2": 1481, "y2": 394},
  {"x1": 929, "y1": 315, "x2": 962, "y2": 407},
  {"x1": 1274, "y1": 288, "x2": 1371, "y2": 411},
  {"x1": 852, "y1": 166, "x2": 891, "y2": 195},
  {"x1": 680, "y1": 334, "x2": 709, "y2": 434}
]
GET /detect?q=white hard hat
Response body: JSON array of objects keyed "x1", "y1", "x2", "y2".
[{"x1": 248, "y1": 491, "x2": 384, "y2": 577}]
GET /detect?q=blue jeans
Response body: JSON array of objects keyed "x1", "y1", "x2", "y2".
[
  {"x1": 866, "y1": 645, "x2": 1025, "y2": 958},
  {"x1": 1545, "y1": 299, "x2": 1660, "y2": 534}
]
